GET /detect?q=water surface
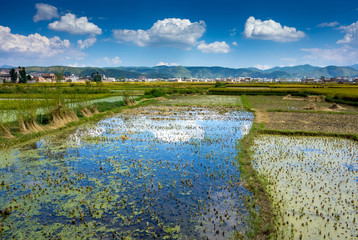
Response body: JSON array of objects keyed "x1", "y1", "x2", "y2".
[{"x1": 0, "y1": 106, "x2": 254, "y2": 239}]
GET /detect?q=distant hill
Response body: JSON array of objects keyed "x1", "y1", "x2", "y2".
[
  {"x1": 21, "y1": 64, "x2": 358, "y2": 79},
  {"x1": 350, "y1": 64, "x2": 358, "y2": 69},
  {"x1": 264, "y1": 64, "x2": 321, "y2": 77},
  {"x1": 26, "y1": 66, "x2": 141, "y2": 79},
  {"x1": 304, "y1": 66, "x2": 358, "y2": 78},
  {"x1": 0, "y1": 65, "x2": 14, "y2": 69}
]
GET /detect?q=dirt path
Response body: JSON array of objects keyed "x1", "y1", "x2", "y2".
[{"x1": 253, "y1": 109, "x2": 270, "y2": 124}]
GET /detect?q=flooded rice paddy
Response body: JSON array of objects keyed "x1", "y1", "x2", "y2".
[
  {"x1": 0, "y1": 106, "x2": 254, "y2": 239},
  {"x1": 252, "y1": 136, "x2": 358, "y2": 239}
]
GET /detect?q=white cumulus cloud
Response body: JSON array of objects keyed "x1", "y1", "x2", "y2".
[
  {"x1": 301, "y1": 46, "x2": 358, "y2": 65},
  {"x1": 0, "y1": 25, "x2": 71, "y2": 57},
  {"x1": 197, "y1": 41, "x2": 230, "y2": 53},
  {"x1": 156, "y1": 62, "x2": 179, "y2": 66},
  {"x1": 49, "y1": 13, "x2": 102, "y2": 35},
  {"x1": 77, "y1": 37, "x2": 97, "y2": 49},
  {"x1": 113, "y1": 18, "x2": 206, "y2": 49},
  {"x1": 337, "y1": 20, "x2": 358, "y2": 45},
  {"x1": 317, "y1": 21, "x2": 340, "y2": 28},
  {"x1": 244, "y1": 16, "x2": 306, "y2": 42},
  {"x1": 33, "y1": 3, "x2": 59, "y2": 22},
  {"x1": 68, "y1": 63, "x2": 86, "y2": 67},
  {"x1": 102, "y1": 56, "x2": 122, "y2": 66},
  {"x1": 254, "y1": 64, "x2": 272, "y2": 70}
]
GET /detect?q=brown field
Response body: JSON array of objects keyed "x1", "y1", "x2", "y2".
[
  {"x1": 265, "y1": 112, "x2": 358, "y2": 134},
  {"x1": 246, "y1": 95, "x2": 358, "y2": 113},
  {"x1": 245, "y1": 95, "x2": 358, "y2": 134}
]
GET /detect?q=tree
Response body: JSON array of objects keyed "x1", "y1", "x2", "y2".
[
  {"x1": 18, "y1": 66, "x2": 27, "y2": 83},
  {"x1": 9, "y1": 68, "x2": 17, "y2": 83},
  {"x1": 91, "y1": 72, "x2": 102, "y2": 82},
  {"x1": 55, "y1": 70, "x2": 64, "y2": 83},
  {"x1": 215, "y1": 81, "x2": 226, "y2": 88}
]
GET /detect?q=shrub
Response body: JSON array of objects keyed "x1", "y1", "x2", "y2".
[{"x1": 215, "y1": 81, "x2": 226, "y2": 88}]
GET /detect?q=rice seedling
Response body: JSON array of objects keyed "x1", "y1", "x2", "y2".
[{"x1": 251, "y1": 135, "x2": 358, "y2": 239}]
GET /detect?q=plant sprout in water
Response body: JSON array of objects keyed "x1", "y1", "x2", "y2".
[
  {"x1": 251, "y1": 135, "x2": 358, "y2": 239},
  {"x1": 0, "y1": 106, "x2": 255, "y2": 239}
]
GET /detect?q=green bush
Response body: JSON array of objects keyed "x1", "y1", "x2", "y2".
[
  {"x1": 145, "y1": 88, "x2": 168, "y2": 97},
  {"x1": 93, "y1": 101, "x2": 125, "y2": 112},
  {"x1": 215, "y1": 81, "x2": 226, "y2": 88}
]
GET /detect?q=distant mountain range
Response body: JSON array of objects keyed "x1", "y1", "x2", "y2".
[
  {"x1": 0, "y1": 65, "x2": 14, "y2": 69},
  {"x1": 2, "y1": 64, "x2": 358, "y2": 79},
  {"x1": 350, "y1": 64, "x2": 358, "y2": 70}
]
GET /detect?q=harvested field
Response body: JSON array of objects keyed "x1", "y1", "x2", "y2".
[
  {"x1": 246, "y1": 96, "x2": 358, "y2": 113},
  {"x1": 265, "y1": 112, "x2": 358, "y2": 134},
  {"x1": 253, "y1": 109, "x2": 270, "y2": 124}
]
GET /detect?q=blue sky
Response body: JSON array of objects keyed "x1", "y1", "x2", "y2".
[{"x1": 1, "y1": 0, "x2": 358, "y2": 68}]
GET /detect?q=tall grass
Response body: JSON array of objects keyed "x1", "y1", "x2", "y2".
[
  {"x1": 241, "y1": 95, "x2": 253, "y2": 111},
  {"x1": 123, "y1": 91, "x2": 137, "y2": 105},
  {"x1": 0, "y1": 102, "x2": 15, "y2": 138}
]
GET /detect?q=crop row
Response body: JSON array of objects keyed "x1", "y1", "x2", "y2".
[{"x1": 209, "y1": 88, "x2": 358, "y2": 105}]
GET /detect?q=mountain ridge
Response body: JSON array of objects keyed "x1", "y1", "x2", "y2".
[{"x1": 2, "y1": 64, "x2": 358, "y2": 79}]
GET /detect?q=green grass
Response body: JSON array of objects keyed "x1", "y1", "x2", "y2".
[
  {"x1": 161, "y1": 95, "x2": 243, "y2": 107},
  {"x1": 236, "y1": 123, "x2": 274, "y2": 239},
  {"x1": 92, "y1": 100, "x2": 125, "y2": 112},
  {"x1": 241, "y1": 95, "x2": 253, "y2": 111},
  {"x1": 0, "y1": 93, "x2": 114, "y2": 100}
]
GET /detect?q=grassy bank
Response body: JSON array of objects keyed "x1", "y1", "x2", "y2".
[
  {"x1": 259, "y1": 129, "x2": 358, "y2": 141},
  {"x1": 237, "y1": 123, "x2": 275, "y2": 239},
  {"x1": 236, "y1": 97, "x2": 274, "y2": 239}
]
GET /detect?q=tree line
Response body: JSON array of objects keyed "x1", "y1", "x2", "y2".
[
  {"x1": 7, "y1": 67, "x2": 103, "y2": 83},
  {"x1": 9, "y1": 66, "x2": 31, "y2": 83}
]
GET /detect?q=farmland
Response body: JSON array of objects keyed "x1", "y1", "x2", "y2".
[
  {"x1": 0, "y1": 82, "x2": 357, "y2": 239},
  {"x1": 251, "y1": 136, "x2": 357, "y2": 239}
]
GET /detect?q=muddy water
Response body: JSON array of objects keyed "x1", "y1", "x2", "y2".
[{"x1": 0, "y1": 106, "x2": 254, "y2": 239}]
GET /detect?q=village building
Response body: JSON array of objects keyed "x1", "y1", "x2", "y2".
[
  {"x1": 301, "y1": 77, "x2": 315, "y2": 83},
  {"x1": 336, "y1": 76, "x2": 349, "y2": 84},
  {"x1": 0, "y1": 73, "x2": 11, "y2": 83},
  {"x1": 40, "y1": 73, "x2": 56, "y2": 82},
  {"x1": 64, "y1": 74, "x2": 79, "y2": 82},
  {"x1": 0, "y1": 69, "x2": 10, "y2": 74}
]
